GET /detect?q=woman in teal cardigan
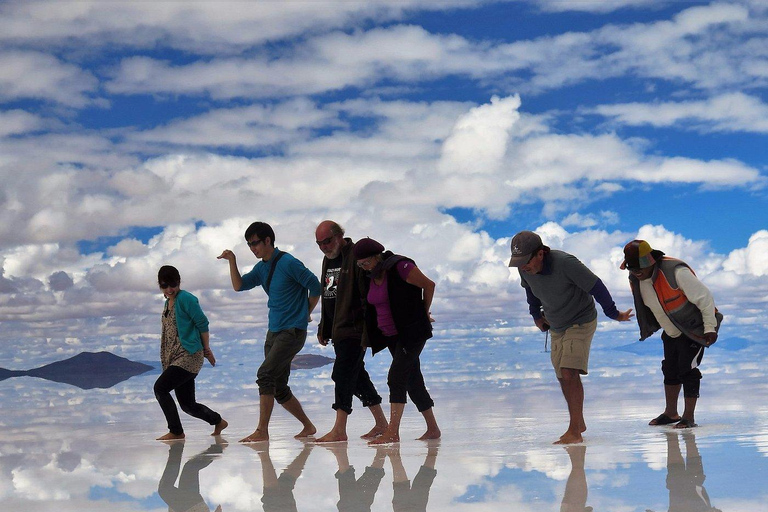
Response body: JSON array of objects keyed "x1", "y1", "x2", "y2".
[{"x1": 154, "y1": 265, "x2": 228, "y2": 441}]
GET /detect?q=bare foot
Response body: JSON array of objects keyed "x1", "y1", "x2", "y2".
[
  {"x1": 211, "y1": 419, "x2": 228, "y2": 436},
  {"x1": 554, "y1": 431, "x2": 583, "y2": 445},
  {"x1": 368, "y1": 431, "x2": 400, "y2": 445},
  {"x1": 361, "y1": 424, "x2": 388, "y2": 440},
  {"x1": 157, "y1": 432, "x2": 185, "y2": 441},
  {"x1": 416, "y1": 427, "x2": 441, "y2": 441},
  {"x1": 559, "y1": 423, "x2": 586, "y2": 439},
  {"x1": 294, "y1": 425, "x2": 317, "y2": 439},
  {"x1": 315, "y1": 430, "x2": 348, "y2": 443},
  {"x1": 240, "y1": 429, "x2": 269, "y2": 443}
]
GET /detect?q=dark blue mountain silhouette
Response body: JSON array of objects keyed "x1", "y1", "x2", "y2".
[
  {"x1": 615, "y1": 336, "x2": 751, "y2": 355},
  {"x1": 291, "y1": 353, "x2": 334, "y2": 369},
  {"x1": 0, "y1": 351, "x2": 155, "y2": 389}
]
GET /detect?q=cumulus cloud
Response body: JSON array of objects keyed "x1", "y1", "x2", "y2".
[
  {"x1": 48, "y1": 271, "x2": 74, "y2": 291},
  {"x1": 723, "y1": 230, "x2": 768, "y2": 276},
  {"x1": 1, "y1": 2, "x2": 767, "y2": 360},
  {"x1": 438, "y1": 94, "x2": 521, "y2": 175}
]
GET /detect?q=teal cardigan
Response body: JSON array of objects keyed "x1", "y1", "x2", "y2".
[{"x1": 168, "y1": 290, "x2": 209, "y2": 354}]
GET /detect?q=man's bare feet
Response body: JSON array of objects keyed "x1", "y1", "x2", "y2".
[
  {"x1": 554, "y1": 430, "x2": 583, "y2": 445},
  {"x1": 294, "y1": 425, "x2": 317, "y2": 439},
  {"x1": 157, "y1": 432, "x2": 185, "y2": 441},
  {"x1": 316, "y1": 430, "x2": 348, "y2": 443},
  {"x1": 559, "y1": 423, "x2": 586, "y2": 440},
  {"x1": 211, "y1": 419, "x2": 228, "y2": 436},
  {"x1": 416, "y1": 427, "x2": 441, "y2": 441},
  {"x1": 361, "y1": 424, "x2": 388, "y2": 440},
  {"x1": 240, "y1": 429, "x2": 269, "y2": 443},
  {"x1": 368, "y1": 431, "x2": 400, "y2": 445}
]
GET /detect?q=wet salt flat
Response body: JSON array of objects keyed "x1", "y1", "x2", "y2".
[{"x1": 2, "y1": 337, "x2": 767, "y2": 511}]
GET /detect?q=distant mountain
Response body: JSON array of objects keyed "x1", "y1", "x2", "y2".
[
  {"x1": 615, "y1": 336, "x2": 751, "y2": 354},
  {"x1": 291, "y1": 353, "x2": 334, "y2": 369},
  {"x1": 0, "y1": 351, "x2": 155, "y2": 390}
]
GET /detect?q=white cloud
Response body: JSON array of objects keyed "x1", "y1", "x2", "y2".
[
  {"x1": 438, "y1": 94, "x2": 521, "y2": 175},
  {"x1": 0, "y1": 51, "x2": 97, "y2": 107},
  {"x1": 592, "y1": 93, "x2": 768, "y2": 133},
  {"x1": 128, "y1": 98, "x2": 340, "y2": 149},
  {"x1": 535, "y1": 0, "x2": 664, "y2": 13},
  {"x1": 0, "y1": 1, "x2": 478, "y2": 52},
  {"x1": 723, "y1": 230, "x2": 768, "y2": 276},
  {"x1": 0, "y1": 110, "x2": 46, "y2": 137}
]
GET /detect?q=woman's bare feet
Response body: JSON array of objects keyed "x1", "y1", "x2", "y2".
[
  {"x1": 368, "y1": 430, "x2": 400, "y2": 445},
  {"x1": 157, "y1": 432, "x2": 185, "y2": 441},
  {"x1": 294, "y1": 425, "x2": 317, "y2": 439},
  {"x1": 361, "y1": 424, "x2": 388, "y2": 440},
  {"x1": 240, "y1": 428, "x2": 269, "y2": 443},
  {"x1": 316, "y1": 429, "x2": 348, "y2": 443},
  {"x1": 416, "y1": 427, "x2": 441, "y2": 441},
  {"x1": 211, "y1": 419, "x2": 228, "y2": 436}
]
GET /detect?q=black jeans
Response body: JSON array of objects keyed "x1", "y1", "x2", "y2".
[
  {"x1": 331, "y1": 338, "x2": 382, "y2": 414},
  {"x1": 154, "y1": 365, "x2": 222, "y2": 435},
  {"x1": 661, "y1": 332, "x2": 705, "y2": 398},
  {"x1": 386, "y1": 335, "x2": 434, "y2": 412}
]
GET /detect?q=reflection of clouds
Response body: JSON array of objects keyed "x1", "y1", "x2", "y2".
[{"x1": 2, "y1": 353, "x2": 768, "y2": 511}]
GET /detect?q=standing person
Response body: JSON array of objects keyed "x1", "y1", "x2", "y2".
[
  {"x1": 621, "y1": 240, "x2": 721, "y2": 429},
  {"x1": 217, "y1": 221, "x2": 322, "y2": 442},
  {"x1": 508, "y1": 231, "x2": 633, "y2": 444},
  {"x1": 353, "y1": 238, "x2": 440, "y2": 445},
  {"x1": 154, "y1": 265, "x2": 228, "y2": 441},
  {"x1": 315, "y1": 220, "x2": 388, "y2": 442}
]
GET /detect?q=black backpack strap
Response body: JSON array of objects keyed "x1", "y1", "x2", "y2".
[{"x1": 265, "y1": 251, "x2": 285, "y2": 294}]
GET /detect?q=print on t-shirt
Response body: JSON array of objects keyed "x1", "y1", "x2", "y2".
[{"x1": 321, "y1": 255, "x2": 342, "y2": 339}]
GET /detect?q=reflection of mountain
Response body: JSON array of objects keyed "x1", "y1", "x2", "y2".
[
  {"x1": 615, "y1": 337, "x2": 751, "y2": 355},
  {"x1": 291, "y1": 353, "x2": 334, "y2": 370},
  {"x1": 0, "y1": 351, "x2": 154, "y2": 389}
]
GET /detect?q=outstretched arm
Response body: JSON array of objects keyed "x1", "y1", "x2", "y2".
[
  {"x1": 217, "y1": 249, "x2": 243, "y2": 291},
  {"x1": 590, "y1": 278, "x2": 633, "y2": 322}
]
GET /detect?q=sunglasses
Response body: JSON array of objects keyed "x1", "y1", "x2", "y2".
[
  {"x1": 247, "y1": 239, "x2": 264, "y2": 247},
  {"x1": 316, "y1": 236, "x2": 334, "y2": 246},
  {"x1": 159, "y1": 282, "x2": 179, "y2": 289}
]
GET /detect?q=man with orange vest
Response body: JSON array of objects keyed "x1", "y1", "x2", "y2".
[{"x1": 621, "y1": 240, "x2": 722, "y2": 429}]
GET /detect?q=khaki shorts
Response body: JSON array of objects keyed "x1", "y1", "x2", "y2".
[{"x1": 550, "y1": 318, "x2": 597, "y2": 379}]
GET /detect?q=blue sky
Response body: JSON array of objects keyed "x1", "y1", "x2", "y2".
[{"x1": 1, "y1": 0, "x2": 767, "y2": 364}]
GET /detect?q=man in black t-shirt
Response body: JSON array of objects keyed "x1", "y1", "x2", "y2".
[{"x1": 315, "y1": 220, "x2": 388, "y2": 442}]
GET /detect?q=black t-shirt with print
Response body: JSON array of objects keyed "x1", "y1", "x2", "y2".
[{"x1": 322, "y1": 255, "x2": 342, "y2": 339}]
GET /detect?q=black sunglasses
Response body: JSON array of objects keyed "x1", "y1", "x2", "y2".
[
  {"x1": 316, "y1": 236, "x2": 334, "y2": 246},
  {"x1": 247, "y1": 239, "x2": 265, "y2": 247},
  {"x1": 159, "y1": 282, "x2": 178, "y2": 289}
]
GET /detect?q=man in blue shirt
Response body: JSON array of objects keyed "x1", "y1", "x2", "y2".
[{"x1": 218, "y1": 221, "x2": 322, "y2": 442}]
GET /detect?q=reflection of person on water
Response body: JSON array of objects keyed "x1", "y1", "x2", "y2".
[
  {"x1": 560, "y1": 445, "x2": 591, "y2": 512},
  {"x1": 663, "y1": 431, "x2": 720, "y2": 512},
  {"x1": 385, "y1": 441, "x2": 439, "y2": 512},
  {"x1": 158, "y1": 439, "x2": 226, "y2": 512},
  {"x1": 323, "y1": 442, "x2": 386, "y2": 511},
  {"x1": 250, "y1": 442, "x2": 314, "y2": 512}
]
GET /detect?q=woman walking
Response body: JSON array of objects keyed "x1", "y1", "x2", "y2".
[
  {"x1": 154, "y1": 265, "x2": 228, "y2": 440},
  {"x1": 353, "y1": 238, "x2": 440, "y2": 444}
]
